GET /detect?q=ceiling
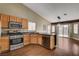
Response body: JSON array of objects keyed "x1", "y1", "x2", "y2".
[{"x1": 23, "y1": 3, "x2": 79, "y2": 23}]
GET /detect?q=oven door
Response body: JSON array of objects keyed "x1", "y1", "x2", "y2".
[{"x1": 10, "y1": 38, "x2": 23, "y2": 45}]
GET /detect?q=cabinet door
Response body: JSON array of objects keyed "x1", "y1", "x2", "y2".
[
  {"x1": 1, "y1": 14, "x2": 9, "y2": 28},
  {"x1": 50, "y1": 36, "x2": 55, "y2": 49},
  {"x1": 37, "y1": 35, "x2": 42, "y2": 45},
  {"x1": 30, "y1": 34, "x2": 38, "y2": 44},
  {"x1": 22, "y1": 18, "x2": 28, "y2": 29},
  {"x1": 0, "y1": 36, "x2": 9, "y2": 53},
  {"x1": 24, "y1": 34, "x2": 30, "y2": 45},
  {"x1": 9, "y1": 16, "x2": 17, "y2": 22},
  {"x1": 16, "y1": 17, "x2": 22, "y2": 23}
]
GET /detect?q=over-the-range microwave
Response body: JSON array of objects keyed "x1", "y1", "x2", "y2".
[{"x1": 9, "y1": 21, "x2": 22, "y2": 29}]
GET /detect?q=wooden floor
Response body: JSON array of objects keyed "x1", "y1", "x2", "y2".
[{"x1": 1, "y1": 37, "x2": 79, "y2": 56}]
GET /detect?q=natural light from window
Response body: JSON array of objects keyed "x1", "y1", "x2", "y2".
[
  {"x1": 74, "y1": 24, "x2": 78, "y2": 34},
  {"x1": 28, "y1": 22, "x2": 36, "y2": 31}
]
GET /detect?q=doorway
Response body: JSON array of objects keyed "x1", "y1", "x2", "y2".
[{"x1": 57, "y1": 24, "x2": 69, "y2": 37}]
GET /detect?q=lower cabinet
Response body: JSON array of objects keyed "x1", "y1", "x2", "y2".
[
  {"x1": 37, "y1": 35, "x2": 42, "y2": 45},
  {"x1": 50, "y1": 35, "x2": 55, "y2": 49},
  {"x1": 0, "y1": 36, "x2": 9, "y2": 53},
  {"x1": 30, "y1": 34, "x2": 38, "y2": 44},
  {"x1": 24, "y1": 34, "x2": 30, "y2": 45},
  {"x1": 0, "y1": 38, "x2": 1, "y2": 53},
  {"x1": 23, "y1": 34, "x2": 56, "y2": 50}
]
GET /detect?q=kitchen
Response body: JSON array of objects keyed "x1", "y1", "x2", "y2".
[
  {"x1": 0, "y1": 3, "x2": 79, "y2": 56},
  {"x1": 0, "y1": 3, "x2": 56, "y2": 55}
]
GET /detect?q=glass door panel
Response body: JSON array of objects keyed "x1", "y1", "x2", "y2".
[{"x1": 63, "y1": 24, "x2": 69, "y2": 37}]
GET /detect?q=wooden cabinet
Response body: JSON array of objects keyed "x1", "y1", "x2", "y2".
[
  {"x1": 37, "y1": 35, "x2": 42, "y2": 45},
  {"x1": 50, "y1": 35, "x2": 55, "y2": 49},
  {"x1": 9, "y1": 16, "x2": 17, "y2": 22},
  {"x1": 23, "y1": 33, "x2": 56, "y2": 50},
  {"x1": 30, "y1": 34, "x2": 38, "y2": 44},
  {"x1": 0, "y1": 36, "x2": 9, "y2": 53},
  {"x1": 0, "y1": 14, "x2": 9, "y2": 28},
  {"x1": 22, "y1": 18, "x2": 28, "y2": 29},
  {"x1": 24, "y1": 34, "x2": 30, "y2": 45},
  {"x1": 0, "y1": 37, "x2": 1, "y2": 53},
  {"x1": 16, "y1": 17, "x2": 22, "y2": 23}
]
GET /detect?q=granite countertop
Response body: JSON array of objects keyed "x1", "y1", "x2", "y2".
[{"x1": 23, "y1": 32, "x2": 55, "y2": 36}]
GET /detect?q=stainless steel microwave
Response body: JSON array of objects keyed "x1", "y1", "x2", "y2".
[{"x1": 9, "y1": 21, "x2": 22, "y2": 29}]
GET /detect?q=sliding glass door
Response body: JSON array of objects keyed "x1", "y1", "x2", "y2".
[{"x1": 57, "y1": 24, "x2": 69, "y2": 37}]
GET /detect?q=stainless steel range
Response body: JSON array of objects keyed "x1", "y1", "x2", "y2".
[{"x1": 9, "y1": 33, "x2": 24, "y2": 50}]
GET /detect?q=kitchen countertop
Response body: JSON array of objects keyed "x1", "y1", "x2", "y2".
[
  {"x1": 1, "y1": 29, "x2": 56, "y2": 36},
  {"x1": 1, "y1": 32, "x2": 56, "y2": 36},
  {"x1": 23, "y1": 32, "x2": 56, "y2": 36}
]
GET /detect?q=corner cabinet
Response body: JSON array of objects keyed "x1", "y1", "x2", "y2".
[
  {"x1": 30, "y1": 34, "x2": 38, "y2": 44},
  {"x1": 0, "y1": 36, "x2": 9, "y2": 53}
]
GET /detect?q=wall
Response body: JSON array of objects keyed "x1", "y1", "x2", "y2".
[{"x1": 0, "y1": 3, "x2": 50, "y2": 33}]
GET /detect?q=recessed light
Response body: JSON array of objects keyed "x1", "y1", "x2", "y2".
[
  {"x1": 64, "y1": 13, "x2": 67, "y2": 15},
  {"x1": 57, "y1": 16, "x2": 61, "y2": 19}
]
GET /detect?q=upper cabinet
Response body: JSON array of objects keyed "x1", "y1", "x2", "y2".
[
  {"x1": 22, "y1": 18, "x2": 28, "y2": 29},
  {"x1": 0, "y1": 14, "x2": 9, "y2": 28},
  {"x1": 0, "y1": 13, "x2": 28, "y2": 30},
  {"x1": 9, "y1": 15, "x2": 17, "y2": 22},
  {"x1": 16, "y1": 17, "x2": 22, "y2": 23}
]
